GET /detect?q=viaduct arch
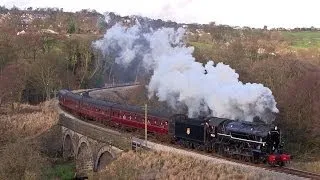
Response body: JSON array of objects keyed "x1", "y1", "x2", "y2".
[{"x1": 60, "y1": 114, "x2": 127, "y2": 177}]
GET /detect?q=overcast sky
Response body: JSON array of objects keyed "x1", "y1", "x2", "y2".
[{"x1": 2, "y1": 0, "x2": 320, "y2": 28}]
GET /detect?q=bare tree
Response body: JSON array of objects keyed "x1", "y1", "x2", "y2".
[
  {"x1": 0, "y1": 31, "x2": 17, "y2": 74},
  {"x1": 77, "y1": 39, "x2": 99, "y2": 88},
  {"x1": 0, "y1": 64, "x2": 26, "y2": 109},
  {"x1": 28, "y1": 52, "x2": 64, "y2": 100}
]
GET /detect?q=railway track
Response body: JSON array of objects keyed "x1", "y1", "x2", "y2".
[
  {"x1": 72, "y1": 82, "x2": 140, "y2": 94},
  {"x1": 274, "y1": 168, "x2": 320, "y2": 180},
  {"x1": 59, "y1": 85, "x2": 320, "y2": 180}
]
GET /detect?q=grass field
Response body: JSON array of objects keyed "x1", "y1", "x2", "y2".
[{"x1": 282, "y1": 31, "x2": 320, "y2": 48}]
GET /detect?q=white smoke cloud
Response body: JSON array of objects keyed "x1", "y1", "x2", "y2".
[
  {"x1": 93, "y1": 23, "x2": 279, "y2": 123},
  {"x1": 94, "y1": 24, "x2": 142, "y2": 67}
]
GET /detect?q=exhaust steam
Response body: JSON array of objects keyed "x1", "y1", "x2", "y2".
[{"x1": 93, "y1": 20, "x2": 279, "y2": 124}]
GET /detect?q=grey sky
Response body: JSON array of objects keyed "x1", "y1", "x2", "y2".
[{"x1": 2, "y1": 0, "x2": 320, "y2": 28}]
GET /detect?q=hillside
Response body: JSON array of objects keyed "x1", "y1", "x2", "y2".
[{"x1": 0, "y1": 5, "x2": 319, "y2": 175}]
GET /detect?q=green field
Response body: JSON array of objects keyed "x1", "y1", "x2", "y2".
[{"x1": 282, "y1": 31, "x2": 320, "y2": 48}]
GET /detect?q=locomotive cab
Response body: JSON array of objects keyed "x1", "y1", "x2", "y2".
[{"x1": 204, "y1": 120, "x2": 218, "y2": 143}]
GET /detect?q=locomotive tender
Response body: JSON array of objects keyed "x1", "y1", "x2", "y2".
[{"x1": 58, "y1": 89, "x2": 290, "y2": 166}]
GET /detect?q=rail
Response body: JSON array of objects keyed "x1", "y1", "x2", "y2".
[
  {"x1": 73, "y1": 82, "x2": 141, "y2": 94},
  {"x1": 104, "y1": 82, "x2": 140, "y2": 88},
  {"x1": 276, "y1": 167, "x2": 320, "y2": 180}
]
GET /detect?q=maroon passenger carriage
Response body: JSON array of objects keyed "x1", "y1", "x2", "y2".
[{"x1": 58, "y1": 89, "x2": 170, "y2": 135}]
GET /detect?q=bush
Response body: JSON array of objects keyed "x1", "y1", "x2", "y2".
[{"x1": 67, "y1": 18, "x2": 76, "y2": 34}]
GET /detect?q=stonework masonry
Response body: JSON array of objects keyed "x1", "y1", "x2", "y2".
[{"x1": 59, "y1": 114, "x2": 127, "y2": 176}]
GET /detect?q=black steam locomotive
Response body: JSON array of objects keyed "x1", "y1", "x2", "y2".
[{"x1": 171, "y1": 115, "x2": 290, "y2": 166}]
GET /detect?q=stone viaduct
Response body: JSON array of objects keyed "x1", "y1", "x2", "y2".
[
  {"x1": 57, "y1": 83, "x2": 147, "y2": 177},
  {"x1": 59, "y1": 113, "x2": 134, "y2": 177}
]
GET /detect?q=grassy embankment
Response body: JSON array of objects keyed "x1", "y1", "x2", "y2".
[
  {"x1": 0, "y1": 101, "x2": 76, "y2": 180},
  {"x1": 92, "y1": 150, "x2": 301, "y2": 180}
]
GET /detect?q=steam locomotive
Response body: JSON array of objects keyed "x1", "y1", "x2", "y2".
[{"x1": 58, "y1": 89, "x2": 291, "y2": 166}]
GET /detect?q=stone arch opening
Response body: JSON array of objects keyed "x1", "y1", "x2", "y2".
[
  {"x1": 96, "y1": 151, "x2": 114, "y2": 172},
  {"x1": 76, "y1": 142, "x2": 94, "y2": 177},
  {"x1": 63, "y1": 134, "x2": 74, "y2": 160}
]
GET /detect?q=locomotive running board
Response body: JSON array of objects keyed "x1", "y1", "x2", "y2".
[{"x1": 217, "y1": 133, "x2": 266, "y2": 146}]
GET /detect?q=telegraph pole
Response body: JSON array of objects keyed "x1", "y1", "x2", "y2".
[{"x1": 144, "y1": 103, "x2": 147, "y2": 146}]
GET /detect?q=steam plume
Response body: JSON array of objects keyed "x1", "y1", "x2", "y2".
[{"x1": 93, "y1": 22, "x2": 279, "y2": 123}]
